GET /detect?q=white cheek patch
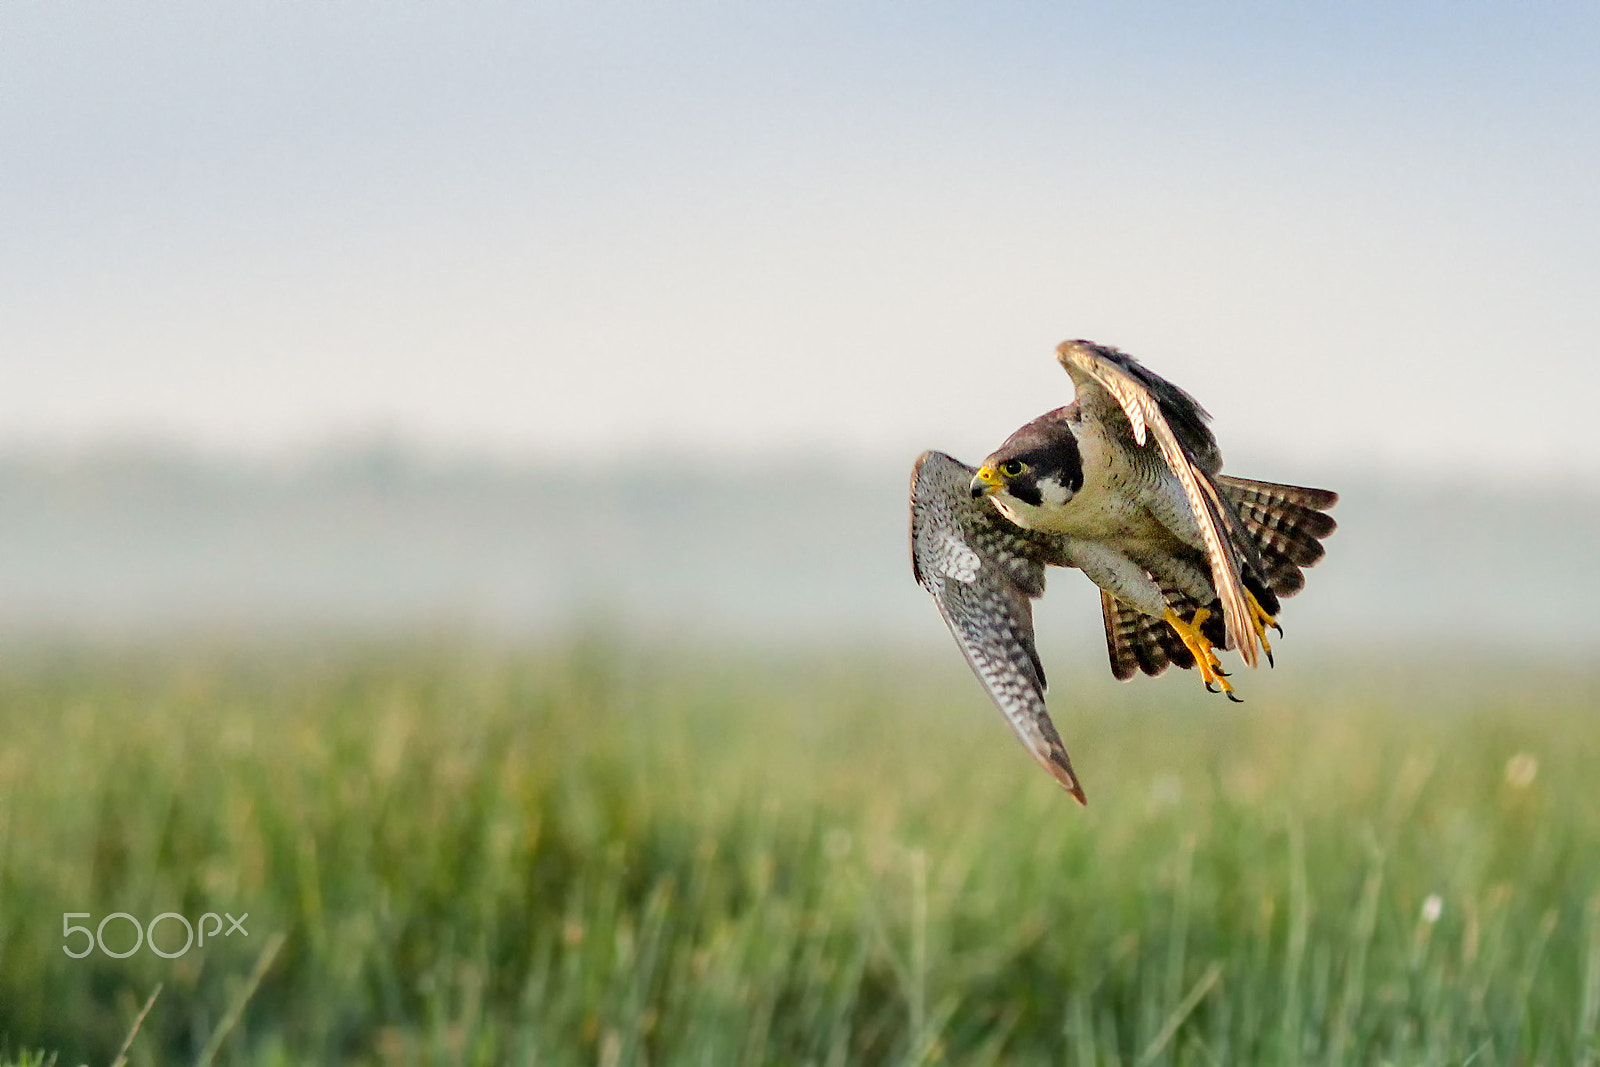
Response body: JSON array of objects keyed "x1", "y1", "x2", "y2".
[
  {"x1": 1037, "y1": 477, "x2": 1076, "y2": 507},
  {"x1": 936, "y1": 533, "x2": 981, "y2": 583}
]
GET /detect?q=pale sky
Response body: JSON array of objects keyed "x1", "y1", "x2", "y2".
[{"x1": 5, "y1": 2, "x2": 1599, "y2": 479}]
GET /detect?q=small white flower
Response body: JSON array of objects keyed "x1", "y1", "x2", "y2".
[
  {"x1": 1420, "y1": 893, "x2": 1443, "y2": 924},
  {"x1": 1504, "y1": 753, "x2": 1539, "y2": 788}
]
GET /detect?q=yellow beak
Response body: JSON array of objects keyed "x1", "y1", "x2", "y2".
[{"x1": 970, "y1": 466, "x2": 1005, "y2": 499}]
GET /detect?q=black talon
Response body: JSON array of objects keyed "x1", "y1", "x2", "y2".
[
  {"x1": 1226, "y1": 690, "x2": 1244, "y2": 703},
  {"x1": 1214, "y1": 667, "x2": 1230, "y2": 677},
  {"x1": 1273, "y1": 621, "x2": 1284, "y2": 637},
  {"x1": 1265, "y1": 649, "x2": 1275, "y2": 669},
  {"x1": 1205, "y1": 681, "x2": 1220, "y2": 694}
]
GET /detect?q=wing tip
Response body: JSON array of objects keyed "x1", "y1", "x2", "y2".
[
  {"x1": 1231, "y1": 622, "x2": 1262, "y2": 669},
  {"x1": 1035, "y1": 740, "x2": 1088, "y2": 805},
  {"x1": 1043, "y1": 753, "x2": 1088, "y2": 804}
]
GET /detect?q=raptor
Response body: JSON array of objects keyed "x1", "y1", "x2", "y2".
[{"x1": 910, "y1": 340, "x2": 1337, "y2": 802}]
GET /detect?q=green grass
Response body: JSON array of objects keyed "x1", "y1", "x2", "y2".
[{"x1": 2, "y1": 637, "x2": 1599, "y2": 1064}]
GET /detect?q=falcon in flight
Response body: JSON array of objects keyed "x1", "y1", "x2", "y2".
[{"x1": 910, "y1": 340, "x2": 1337, "y2": 802}]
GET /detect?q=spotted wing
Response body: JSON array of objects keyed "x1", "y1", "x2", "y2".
[
  {"x1": 910, "y1": 450, "x2": 1085, "y2": 802},
  {"x1": 1057, "y1": 340, "x2": 1261, "y2": 666}
]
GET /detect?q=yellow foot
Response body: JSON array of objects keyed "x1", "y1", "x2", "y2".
[
  {"x1": 1164, "y1": 607, "x2": 1242, "y2": 702},
  {"x1": 1245, "y1": 589, "x2": 1281, "y2": 668}
]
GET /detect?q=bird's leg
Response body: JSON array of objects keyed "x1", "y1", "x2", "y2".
[
  {"x1": 1245, "y1": 589, "x2": 1280, "y2": 668},
  {"x1": 1163, "y1": 607, "x2": 1240, "y2": 701}
]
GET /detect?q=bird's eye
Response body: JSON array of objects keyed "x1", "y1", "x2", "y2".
[{"x1": 999, "y1": 460, "x2": 1028, "y2": 478}]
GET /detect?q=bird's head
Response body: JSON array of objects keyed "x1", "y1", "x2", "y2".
[{"x1": 970, "y1": 409, "x2": 1083, "y2": 527}]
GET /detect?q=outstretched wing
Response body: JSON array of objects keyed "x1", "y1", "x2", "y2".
[
  {"x1": 1056, "y1": 340, "x2": 1261, "y2": 666},
  {"x1": 910, "y1": 451, "x2": 1085, "y2": 802}
]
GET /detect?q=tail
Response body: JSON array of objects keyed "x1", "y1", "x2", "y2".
[
  {"x1": 1101, "y1": 477, "x2": 1337, "y2": 680},
  {"x1": 1216, "y1": 476, "x2": 1338, "y2": 599},
  {"x1": 1101, "y1": 588, "x2": 1219, "y2": 680}
]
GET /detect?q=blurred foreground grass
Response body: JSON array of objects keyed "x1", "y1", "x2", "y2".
[{"x1": 1, "y1": 638, "x2": 1598, "y2": 1065}]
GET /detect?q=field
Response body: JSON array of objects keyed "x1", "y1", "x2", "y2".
[{"x1": 2, "y1": 637, "x2": 1598, "y2": 1065}]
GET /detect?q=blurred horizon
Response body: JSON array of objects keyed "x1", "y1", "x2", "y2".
[{"x1": 3, "y1": 438, "x2": 1596, "y2": 660}]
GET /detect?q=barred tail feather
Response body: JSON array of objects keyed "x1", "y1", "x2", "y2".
[
  {"x1": 1217, "y1": 476, "x2": 1338, "y2": 599},
  {"x1": 1102, "y1": 589, "x2": 1218, "y2": 679},
  {"x1": 1101, "y1": 590, "x2": 1143, "y2": 681}
]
